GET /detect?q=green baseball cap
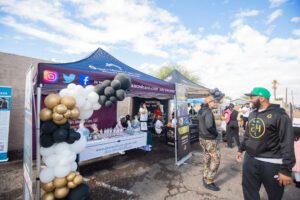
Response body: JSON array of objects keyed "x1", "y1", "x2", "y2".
[{"x1": 245, "y1": 87, "x2": 271, "y2": 99}]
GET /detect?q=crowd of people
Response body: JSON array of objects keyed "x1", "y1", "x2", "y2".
[{"x1": 131, "y1": 87, "x2": 299, "y2": 199}]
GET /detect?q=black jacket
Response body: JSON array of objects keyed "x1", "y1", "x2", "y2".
[
  {"x1": 239, "y1": 104, "x2": 295, "y2": 176},
  {"x1": 198, "y1": 104, "x2": 218, "y2": 140}
]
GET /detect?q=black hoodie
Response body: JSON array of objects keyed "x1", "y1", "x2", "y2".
[
  {"x1": 198, "y1": 104, "x2": 218, "y2": 140},
  {"x1": 239, "y1": 104, "x2": 295, "y2": 176}
]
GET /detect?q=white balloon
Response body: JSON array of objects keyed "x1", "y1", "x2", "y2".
[
  {"x1": 67, "y1": 83, "x2": 76, "y2": 90},
  {"x1": 71, "y1": 162, "x2": 78, "y2": 171},
  {"x1": 59, "y1": 88, "x2": 69, "y2": 97},
  {"x1": 82, "y1": 101, "x2": 92, "y2": 111},
  {"x1": 40, "y1": 146, "x2": 55, "y2": 157},
  {"x1": 68, "y1": 89, "x2": 77, "y2": 97},
  {"x1": 54, "y1": 164, "x2": 71, "y2": 178},
  {"x1": 43, "y1": 154, "x2": 57, "y2": 168},
  {"x1": 75, "y1": 85, "x2": 84, "y2": 95},
  {"x1": 57, "y1": 151, "x2": 76, "y2": 165},
  {"x1": 85, "y1": 85, "x2": 95, "y2": 93},
  {"x1": 54, "y1": 142, "x2": 70, "y2": 155},
  {"x1": 78, "y1": 109, "x2": 93, "y2": 120},
  {"x1": 75, "y1": 97, "x2": 85, "y2": 108},
  {"x1": 70, "y1": 135, "x2": 87, "y2": 154},
  {"x1": 92, "y1": 103, "x2": 101, "y2": 110},
  {"x1": 88, "y1": 92, "x2": 99, "y2": 104},
  {"x1": 40, "y1": 167, "x2": 55, "y2": 183}
]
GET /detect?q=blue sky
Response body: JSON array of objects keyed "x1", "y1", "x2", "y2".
[{"x1": 0, "y1": 0, "x2": 300, "y2": 103}]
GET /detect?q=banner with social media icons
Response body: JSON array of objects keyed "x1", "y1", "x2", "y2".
[{"x1": 0, "y1": 86, "x2": 12, "y2": 162}]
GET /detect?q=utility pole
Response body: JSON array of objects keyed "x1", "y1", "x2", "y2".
[
  {"x1": 285, "y1": 88, "x2": 288, "y2": 106},
  {"x1": 291, "y1": 90, "x2": 294, "y2": 107}
]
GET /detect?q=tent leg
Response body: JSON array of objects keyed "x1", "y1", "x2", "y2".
[
  {"x1": 35, "y1": 86, "x2": 42, "y2": 200},
  {"x1": 174, "y1": 93, "x2": 178, "y2": 165}
]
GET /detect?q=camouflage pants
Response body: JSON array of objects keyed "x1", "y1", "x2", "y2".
[{"x1": 199, "y1": 138, "x2": 221, "y2": 184}]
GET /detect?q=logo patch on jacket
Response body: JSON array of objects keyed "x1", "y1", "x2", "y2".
[
  {"x1": 267, "y1": 114, "x2": 272, "y2": 119},
  {"x1": 248, "y1": 118, "x2": 266, "y2": 138}
]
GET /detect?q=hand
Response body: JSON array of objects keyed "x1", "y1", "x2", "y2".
[
  {"x1": 236, "y1": 152, "x2": 243, "y2": 162},
  {"x1": 277, "y1": 173, "x2": 293, "y2": 186}
]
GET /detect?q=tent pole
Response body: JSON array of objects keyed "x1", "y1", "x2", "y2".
[
  {"x1": 35, "y1": 85, "x2": 42, "y2": 200},
  {"x1": 174, "y1": 84, "x2": 178, "y2": 165}
]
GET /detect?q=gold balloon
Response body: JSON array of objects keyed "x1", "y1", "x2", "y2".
[
  {"x1": 73, "y1": 175, "x2": 83, "y2": 185},
  {"x1": 44, "y1": 94, "x2": 61, "y2": 109},
  {"x1": 67, "y1": 181, "x2": 77, "y2": 189},
  {"x1": 61, "y1": 96, "x2": 76, "y2": 109},
  {"x1": 75, "y1": 172, "x2": 80, "y2": 176},
  {"x1": 66, "y1": 172, "x2": 76, "y2": 181},
  {"x1": 53, "y1": 177, "x2": 67, "y2": 188},
  {"x1": 54, "y1": 187, "x2": 69, "y2": 199},
  {"x1": 41, "y1": 181, "x2": 55, "y2": 192},
  {"x1": 54, "y1": 104, "x2": 68, "y2": 114},
  {"x1": 40, "y1": 108, "x2": 53, "y2": 121},
  {"x1": 53, "y1": 117, "x2": 68, "y2": 125},
  {"x1": 42, "y1": 192, "x2": 55, "y2": 200},
  {"x1": 70, "y1": 107, "x2": 80, "y2": 118},
  {"x1": 53, "y1": 112, "x2": 64, "y2": 121},
  {"x1": 63, "y1": 110, "x2": 71, "y2": 119}
]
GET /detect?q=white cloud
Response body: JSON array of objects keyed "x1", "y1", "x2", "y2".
[
  {"x1": 236, "y1": 9, "x2": 260, "y2": 18},
  {"x1": 292, "y1": 29, "x2": 300, "y2": 36},
  {"x1": 211, "y1": 21, "x2": 221, "y2": 29},
  {"x1": 267, "y1": 9, "x2": 283, "y2": 24},
  {"x1": 269, "y1": 0, "x2": 288, "y2": 7},
  {"x1": 291, "y1": 17, "x2": 300, "y2": 23},
  {"x1": 0, "y1": 0, "x2": 197, "y2": 57}
]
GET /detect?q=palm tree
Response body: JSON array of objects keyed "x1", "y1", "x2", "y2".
[
  {"x1": 272, "y1": 80, "x2": 278, "y2": 100},
  {"x1": 154, "y1": 64, "x2": 200, "y2": 83}
]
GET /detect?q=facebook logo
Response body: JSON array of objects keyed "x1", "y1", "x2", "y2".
[{"x1": 78, "y1": 74, "x2": 91, "y2": 85}]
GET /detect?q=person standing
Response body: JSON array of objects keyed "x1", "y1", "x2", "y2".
[
  {"x1": 236, "y1": 87, "x2": 295, "y2": 200},
  {"x1": 226, "y1": 104, "x2": 240, "y2": 148},
  {"x1": 241, "y1": 103, "x2": 251, "y2": 130},
  {"x1": 198, "y1": 96, "x2": 221, "y2": 191}
]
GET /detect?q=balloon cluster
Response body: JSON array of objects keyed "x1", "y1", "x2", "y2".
[
  {"x1": 39, "y1": 84, "x2": 99, "y2": 199},
  {"x1": 95, "y1": 73, "x2": 131, "y2": 107},
  {"x1": 41, "y1": 171, "x2": 89, "y2": 200},
  {"x1": 209, "y1": 88, "x2": 225, "y2": 101},
  {"x1": 40, "y1": 94, "x2": 80, "y2": 125},
  {"x1": 59, "y1": 84, "x2": 101, "y2": 120},
  {"x1": 40, "y1": 121, "x2": 81, "y2": 148}
]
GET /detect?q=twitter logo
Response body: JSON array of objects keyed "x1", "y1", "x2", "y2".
[{"x1": 63, "y1": 73, "x2": 76, "y2": 83}]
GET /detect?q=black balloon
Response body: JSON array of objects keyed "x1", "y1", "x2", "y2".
[
  {"x1": 68, "y1": 129, "x2": 81, "y2": 144},
  {"x1": 110, "y1": 80, "x2": 121, "y2": 90},
  {"x1": 114, "y1": 73, "x2": 131, "y2": 90},
  {"x1": 102, "y1": 80, "x2": 111, "y2": 87},
  {"x1": 104, "y1": 86, "x2": 115, "y2": 97},
  {"x1": 41, "y1": 120, "x2": 58, "y2": 135},
  {"x1": 98, "y1": 95, "x2": 107, "y2": 106},
  {"x1": 94, "y1": 84, "x2": 106, "y2": 96},
  {"x1": 105, "y1": 100, "x2": 112, "y2": 107},
  {"x1": 115, "y1": 89, "x2": 125, "y2": 101},
  {"x1": 67, "y1": 183, "x2": 90, "y2": 200},
  {"x1": 109, "y1": 96, "x2": 117, "y2": 103},
  {"x1": 53, "y1": 128, "x2": 68, "y2": 143},
  {"x1": 59, "y1": 122, "x2": 70, "y2": 130},
  {"x1": 40, "y1": 134, "x2": 54, "y2": 148}
]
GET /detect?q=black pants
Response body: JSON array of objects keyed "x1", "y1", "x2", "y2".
[
  {"x1": 226, "y1": 122, "x2": 240, "y2": 148},
  {"x1": 242, "y1": 153, "x2": 284, "y2": 200}
]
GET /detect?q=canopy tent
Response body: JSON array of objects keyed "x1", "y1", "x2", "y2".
[
  {"x1": 163, "y1": 69, "x2": 209, "y2": 98},
  {"x1": 37, "y1": 48, "x2": 175, "y2": 98}
]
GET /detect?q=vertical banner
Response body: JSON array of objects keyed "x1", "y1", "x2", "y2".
[
  {"x1": 23, "y1": 67, "x2": 33, "y2": 199},
  {"x1": 175, "y1": 84, "x2": 191, "y2": 165},
  {"x1": 0, "y1": 86, "x2": 12, "y2": 162}
]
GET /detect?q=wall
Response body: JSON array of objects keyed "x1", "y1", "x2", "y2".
[{"x1": 0, "y1": 52, "x2": 46, "y2": 158}]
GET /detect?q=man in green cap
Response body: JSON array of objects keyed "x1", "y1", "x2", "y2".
[{"x1": 236, "y1": 87, "x2": 295, "y2": 200}]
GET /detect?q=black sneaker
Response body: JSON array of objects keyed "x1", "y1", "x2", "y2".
[{"x1": 204, "y1": 182, "x2": 220, "y2": 191}]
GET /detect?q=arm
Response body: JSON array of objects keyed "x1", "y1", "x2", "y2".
[
  {"x1": 205, "y1": 111, "x2": 218, "y2": 137},
  {"x1": 278, "y1": 114, "x2": 295, "y2": 177}
]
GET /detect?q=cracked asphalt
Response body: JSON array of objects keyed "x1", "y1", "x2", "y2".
[{"x1": 1, "y1": 138, "x2": 299, "y2": 199}]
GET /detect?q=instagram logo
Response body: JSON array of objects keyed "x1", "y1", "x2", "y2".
[{"x1": 43, "y1": 70, "x2": 58, "y2": 83}]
